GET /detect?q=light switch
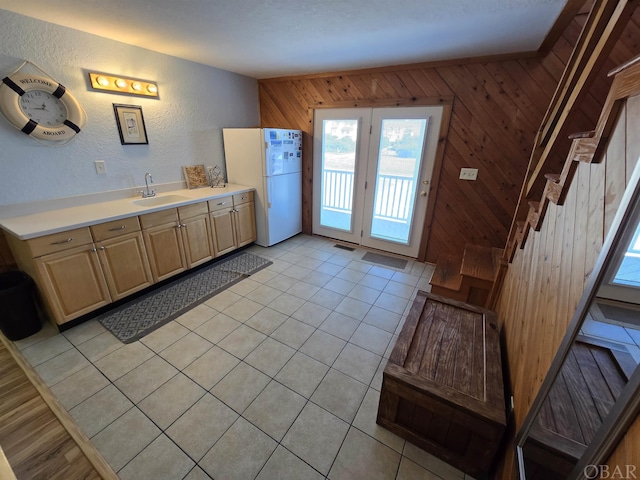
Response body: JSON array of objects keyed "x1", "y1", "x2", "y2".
[{"x1": 95, "y1": 160, "x2": 106, "y2": 174}]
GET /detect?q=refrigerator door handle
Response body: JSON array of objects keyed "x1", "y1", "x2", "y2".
[
  {"x1": 266, "y1": 177, "x2": 272, "y2": 209},
  {"x1": 264, "y1": 142, "x2": 271, "y2": 176}
]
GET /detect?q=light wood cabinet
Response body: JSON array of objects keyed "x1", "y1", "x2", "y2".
[
  {"x1": 209, "y1": 192, "x2": 257, "y2": 256},
  {"x1": 234, "y1": 195, "x2": 257, "y2": 248},
  {"x1": 35, "y1": 244, "x2": 111, "y2": 324},
  {"x1": 178, "y1": 202, "x2": 214, "y2": 268},
  {"x1": 209, "y1": 195, "x2": 237, "y2": 256},
  {"x1": 96, "y1": 232, "x2": 153, "y2": 301},
  {"x1": 140, "y1": 209, "x2": 187, "y2": 283},
  {"x1": 91, "y1": 217, "x2": 153, "y2": 301},
  {"x1": 4, "y1": 190, "x2": 256, "y2": 327},
  {"x1": 27, "y1": 218, "x2": 154, "y2": 324},
  {"x1": 210, "y1": 207, "x2": 237, "y2": 256},
  {"x1": 6, "y1": 227, "x2": 111, "y2": 325},
  {"x1": 26, "y1": 227, "x2": 94, "y2": 257}
]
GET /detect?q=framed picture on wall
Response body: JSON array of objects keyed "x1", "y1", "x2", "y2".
[{"x1": 113, "y1": 104, "x2": 148, "y2": 145}]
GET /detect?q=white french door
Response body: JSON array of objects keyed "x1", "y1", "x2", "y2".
[{"x1": 312, "y1": 106, "x2": 443, "y2": 257}]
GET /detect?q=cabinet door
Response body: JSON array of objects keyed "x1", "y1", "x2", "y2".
[
  {"x1": 181, "y1": 214, "x2": 214, "y2": 268},
  {"x1": 143, "y1": 222, "x2": 187, "y2": 282},
  {"x1": 210, "y1": 209, "x2": 237, "y2": 256},
  {"x1": 97, "y1": 232, "x2": 154, "y2": 300},
  {"x1": 35, "y1": 245, "x2": 111, "y2": 324},
  {"x1": 235, "y1": 202, "x2": 257, "y2": 247}
]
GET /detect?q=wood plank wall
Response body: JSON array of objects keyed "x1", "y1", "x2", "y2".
[
  {"x1": 257, "y1": 12, "x2": 639, "y2": 263},
  {"x1": 494, "y1": 94, "x2": 640, "y2": 478}
]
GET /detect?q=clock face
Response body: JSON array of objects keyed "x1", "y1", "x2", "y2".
[{"x1": 19, "y1": 90, "x2": 68, "y2": 127}]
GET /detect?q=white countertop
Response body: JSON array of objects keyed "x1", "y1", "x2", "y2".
[{"x1": 0, "y1": 184, "x2": 254, "y2": 240}]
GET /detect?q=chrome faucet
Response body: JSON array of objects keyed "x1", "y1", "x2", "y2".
[{"x1": 142, "y1": 173, "x2": 156, "y2": 198}]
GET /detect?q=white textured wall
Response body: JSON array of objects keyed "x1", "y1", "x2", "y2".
[{"x1": 0, "y1": 9, "x2": 259, "y2": 207}]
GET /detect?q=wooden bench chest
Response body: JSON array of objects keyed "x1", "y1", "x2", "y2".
[{"x1": 377, "y1": 291, "x2": 506, "y2": 478}]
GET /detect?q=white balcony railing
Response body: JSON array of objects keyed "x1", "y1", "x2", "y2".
[{"x1": 322, "y1": 169, "x2": 414, "y2": 223}]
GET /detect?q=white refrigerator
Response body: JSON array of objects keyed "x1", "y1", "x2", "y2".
[{"x1": 223, "y1": 127, "x2": 302, "y2": 247}]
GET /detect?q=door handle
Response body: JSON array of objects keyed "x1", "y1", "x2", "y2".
[
  {"x1": 266, "y1": 179, "x2": 272, "y2": 208},
  {"x1": 420, "y1": 191, "x2": 427, "y2": 197}
]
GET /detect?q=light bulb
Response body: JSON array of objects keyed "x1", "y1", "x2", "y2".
[
  {"x1": 132, "y1": 82, "x2": 142, "y2": 91},
  {"x1": 147, "y1": 84, "x2": 158, "y2": 94},
  {"x1": 115, "y1": 78, "x2": 127, "y2": 88},
  {"x1": 96, "y1": 76, "x2": 109, "y2": 87}
]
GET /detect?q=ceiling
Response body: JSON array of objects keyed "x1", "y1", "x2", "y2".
[{"x1": 0, "y1": 0, "x2": 570, "y2": 79}]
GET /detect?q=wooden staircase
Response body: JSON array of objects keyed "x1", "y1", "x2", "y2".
[
  {"x1": 504, "y1": 0, "x2": 638, "y2": 260},
  {"x1": 489, "y1": 1, "x2": 640, "y2": 314},
  {"x1": 430, "y1": 243, "x2": 505, "y2": 307},
  {"x1": 505, "y1": 54, "x2": 640, "y2": 264},
  {"x1": 430, "y1": 0, "x2": 638, "y2": 313}
]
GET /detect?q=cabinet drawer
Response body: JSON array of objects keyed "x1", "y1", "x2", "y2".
[
  {"x1": 208, "y1": 196, "x2": 233, "y2": 212},
  {"x1": 139, "y1": 209, "x2": 178, "y2": 229},
  {"x1": 178, "y1": 202, "x2": 208, "y2": 220},
  {"x1": 27, "y1": 227, "x2": 93, "y2": 257},
  {"x1": 91, "y1": 216, "x2": 141, "y2": 242},
  {"x1": 233, "y1": 191, "x2": 254, "y2": 206}
]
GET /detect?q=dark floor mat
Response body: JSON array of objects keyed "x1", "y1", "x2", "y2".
[
  {"x1": 361, "y1": 251, "x2": 408, "y2": 270},
  {"x1": 96, "y1": 252, "x2": 271, "y2": 343},
  {"x1": 334, "y1": 244, "x2": 356, "y2": 251}
]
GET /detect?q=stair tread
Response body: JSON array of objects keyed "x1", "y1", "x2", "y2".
[
  {"x1": 460, "y1": 243, "x2": 499, "y2": 282},
  {"x1": 568, "y1": 130, "x2": 596, "y2": 140},
  {"x1": 545, "y1": 173, "x2": 561, "y2": 183},
  {"x1": 430, "y1": 255, "x2": 463, "y2": 291}
]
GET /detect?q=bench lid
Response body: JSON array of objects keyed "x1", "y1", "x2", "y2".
[{"x1": 387, "y1": 291, "x2": 506, "y2": 425}]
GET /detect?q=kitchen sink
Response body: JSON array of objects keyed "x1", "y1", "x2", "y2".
[{"x1": 132, "y1": 194, "x2": 190, "y2": 207}]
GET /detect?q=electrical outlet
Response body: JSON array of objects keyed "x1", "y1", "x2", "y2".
[
  {"x1": 459, "y1": 167, "x2": 478, "y2": 181},
  {"x1": 94, "y1": 160, "x2": 106, "y2": 174}
]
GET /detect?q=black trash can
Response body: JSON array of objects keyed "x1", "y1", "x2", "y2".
[{"x1": 0, "y1": 271, "x2": 41, "y2": 341}]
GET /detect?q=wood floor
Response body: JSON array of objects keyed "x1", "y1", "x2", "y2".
[{"x1": 0, "y1": 334, "x2": 117, "y2": 480}]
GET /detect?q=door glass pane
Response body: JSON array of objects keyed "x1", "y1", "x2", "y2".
[
  {"x1": 320, "y1": 119, "x2": 358, "y2": 231},
  {"x1": 370, "y1": 118, "x2": 428, "y2": 244}
]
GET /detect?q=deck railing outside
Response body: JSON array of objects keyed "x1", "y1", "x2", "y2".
[
  {"x1": 322, "y1": 169, "x2": 414, "y2": 223},
  {"x1": 322, "y1": 169, "x2": 354, "y2": 214}
]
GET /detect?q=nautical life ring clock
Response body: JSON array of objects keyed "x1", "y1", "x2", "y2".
[{"x1": 0, "y1": 71, "x2": 86, "y2": 142}]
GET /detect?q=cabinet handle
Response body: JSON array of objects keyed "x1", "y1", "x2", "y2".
[
  {"x1": 181, "y1": 223, "x2": 186, "y2": 228},
  {"x1": 109, "y1": 225, "x2": 126, "y2": 231},
  {"x1": 176, "y1": 224, "x2": 182, "y2": 229},
  {"x1": 98, "y1": 246, "x2": 105, "y2": 250},
  {"x1": 241, "y1": 196, "x2": 247, "y2": 200},
  {"x1": 217, "y1": 201, "x2": 226, "y2": 205},
  {"x1": 91, "y1": 248, "x2": 97, "y2": 253},
  {"x1": 51, "y1": 237, "x2": 73, "y2": 245}
]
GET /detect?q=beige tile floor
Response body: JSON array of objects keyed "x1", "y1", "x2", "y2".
[{"x1": 15, "y1": 234, "x2": 477, "y2": 480}]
